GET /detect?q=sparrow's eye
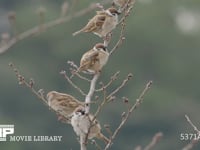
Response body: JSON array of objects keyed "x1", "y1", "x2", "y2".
[
  {"x1": 113, "y1": 11, "x2": 121, "y2": 15},
  {"x1": 102, "y1": 47, "x2": 107, "y2": 51},
  {"x1": 81, "y1": 110, "x2": 85, "y2": 115},
  {"x1": 97, "y1": 47, "x2": 106, "y2": 51},
  {"x1": 112, "y1": 13, "x2": 117, "y2": 16}
]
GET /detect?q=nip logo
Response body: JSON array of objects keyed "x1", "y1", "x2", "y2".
[{"x1": 0, "y1": 125, "x2": 14, "y2": 141}]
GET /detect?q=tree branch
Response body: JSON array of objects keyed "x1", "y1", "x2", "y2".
[
  {"x1": 0, "y1": 1, "x2": 110, "y2": 54},
  {"x1": 134, "y1": 146, "x2": 142, "y2": 150},
  {"x1": 9, "y1": 62, "x2": 71, "y2": 123},
  {"x1": 144, "y1": 132, "x2": 163, "y2": 150},
  {"x1": 80, "y1": 73, "x2": 100, "y2": 149},
  {"x1": 85, "y1": 73, "x2": 100, "y2": 114},
  {"x1": 95, "y1": 71, "x2": 120, "y2": 92},
  {"x1": 185, "y1": 115, "x2": 200, "y2": 135},
  {"x1": 60, "y1": 70, "x2": 87, "y2": 96},
  {"x1": 182, "y1": 115, "x2": 200, "y2": 150},
  {"x1": 107, "y1": 73, "x2": 133, "y2": 102},
  {"x1": 104, "y1": 80, "x2": 153, "y2": 150},
  {"x1": 182, "y1": 139, "x2": 199, "y2": 150},
  {"x1": 110, "y1": 0, "x2": 136, "y2": 55}
]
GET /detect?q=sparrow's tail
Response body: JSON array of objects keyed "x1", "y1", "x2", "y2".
[
  {"x1": 72, "y1": 29, "x2": 83, "y2": 36},
  {"x1": 98, "y1": 133, "x2": 110, "y2": 144}
]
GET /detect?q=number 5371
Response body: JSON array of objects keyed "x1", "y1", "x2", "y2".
[{"x1": 180, "y1": 133, "x2": 200, "y2": 141}]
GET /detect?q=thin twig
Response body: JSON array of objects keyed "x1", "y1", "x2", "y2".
[
  {"x1": 9, "y1": 62, "x2": 71, "y2": 123},
  {"x1": 9, "y1": 62, "x2": 48, "y2": 105},
  {"x1": 67, "y1": 60, "x2": 79, "y2": 70},
  {"x1": 110, "y1": 0, "x2": 136, "y2": 55},
  {"x1": 144, "y1": 132, "x2": 163, "y2": 150},
  {"x1": 134, "y1": 146, "x2": 142, "y2": 150},
  {"x1": 182, "y1": 139, "x2": 199, "y2": 150},
  {"x1": 67, "y1": 60, "x2": 91, "y2": 82},
  {"x1": 182, "y1": 115, "x2": 200, "y2": 150},
  {"x1": 60, "y1": 70, "x2": 87, "y2": 96},
  {"x1": 109, "y1": 20, "x2": 126, "y2": 55},
  {"x1": 95, "y1": 71, "x2": 120, "y2": 92},
  {"x1": 185, "y1": 115, "x2": 200, "y2": 134},
  {"x1": 104, "y1": 81, "x2": 153, "y2": 150},
  {"x1": 107, "y1": 73, "x2": 133, "y2": 102},
  {"x1": 94, "y1": 85, "x2": 107, "y2": 118},
  {"x1": 75, "y1": 73, "x2": 91, "y2": 82}
]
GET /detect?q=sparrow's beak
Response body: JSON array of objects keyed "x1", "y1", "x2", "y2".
[
  {"x1": 80, "y1": 110, "x2": 85, "y2": 115},
  {"x1": 103, "y1": 47, "x2": 107, "y2": 51},
  {"x1": 116, "y1": 10, "x2": 121, "y2": 15}
]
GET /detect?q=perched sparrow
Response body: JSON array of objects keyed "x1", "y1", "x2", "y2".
[
  {"x1": 75, "y1": 43, "x2": 109, "y2": 74},
  {"x1": 73, "y1": 7, "x2": 120, "y2": 38},
  {"x1": 47, "y1": 91, "x2": 84, "y2": 123},
  {"x1": 71, "y1": 106, "x2": 109, "y2": 144},
  {"x1": 113, "y1": 0, "x2": 128, "y2": 8}
]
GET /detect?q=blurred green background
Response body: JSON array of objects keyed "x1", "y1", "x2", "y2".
[{"x1": 1, "y1": 0, "x2": 200, "y2": 149}]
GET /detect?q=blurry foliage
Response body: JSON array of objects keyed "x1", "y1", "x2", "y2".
[{"x1": 0, "y1": 0, "x2": 200, "y2": 149}]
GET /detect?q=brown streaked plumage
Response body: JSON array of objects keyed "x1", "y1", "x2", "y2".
[
  {"x1": 71, "y1": 106, "x2": 109, "y2": 144},
  {"x1": 73, "y1": 7, "x2": 120, "y2": 38},
  {"x1": 47, "y1": 91, "x2": 84, "y2": 123},
  {"x1": 77, "y1": 43, "x2": 109, "y2": 74}
]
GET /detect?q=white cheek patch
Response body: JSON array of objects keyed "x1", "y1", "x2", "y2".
[
  {"x1": 105, "y1": 10, "x2": 113, "y2": 16},
  {"x1": 100, "y1": 49, "x2": 108, "y2": 53},
  {"x1": 77, "y1": 112, "x2": 83, "y2": 116},
  {"x1": 93, "y1": 47, "x2": 98, "y2": 51}
]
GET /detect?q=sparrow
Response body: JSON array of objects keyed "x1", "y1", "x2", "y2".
[
  {"x1": 75, "y1": 43, "x2": 109, "y2": 75},
  {"x1": 73, "y1": 7, "x2": 120, "y2": 38},
  {"x1": 71, "y1": 106, "x2": 109, "y2": 144},
  {"x1": 47, "y1": 91, "x2": 84, "y2": 123}
]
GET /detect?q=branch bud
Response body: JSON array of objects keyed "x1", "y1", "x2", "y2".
[
  {"x1": 122, "y1": 97, "x2": 129, "y2": 103},
  {"x1": 38, "y1": 89, "x2": 45, "y2": 97},
  {"x1": 29, "y1": 78, "x2": 35, "y2": 88},
  {"x1": 127, "y1": 73, "x2": 133, "y2": 79},
  {"x1": 17, "y1": 75, "x2": 25, "y2": 85},
  {"x1": 9, "y1": 62, "x2": 13, "y2": 67}
]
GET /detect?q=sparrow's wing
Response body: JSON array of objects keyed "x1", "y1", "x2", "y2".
[
  {"x1": 96, "y1": 10, "x2": 106, "y2": 15},
  {"x1": 56, "y1": 93, "x2": 81, "y2": 104},
  {"x1": 82, "y1": 50, "x2": 99, "y2": 63},
  {"x1": 83, "y1": 15, "x2": 106, "y2": 32},
  {"x1": 80, "y1": 50, "x2": 99, "y2": 70},
  {"x1": 84, "y1": 50, "x2": 99, "y2": 61},
  {"x1": 73, "y1": 14, "x2": 106, "y2": 36},
  {"x1": 47, "y1": 91, "x2": 83, "y2": 109}
]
